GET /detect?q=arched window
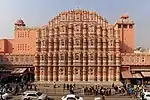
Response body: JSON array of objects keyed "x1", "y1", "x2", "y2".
[
  {"x1": 15, "y1": 57, "x2": 18, "y2": 62},
  {"x1": 75, "y1": 13, "x2": 80, "y2": 21},
  {"x1": 60, "y1": 54, "x2": 64, "y2": 60},
  {"x1": 136, "y1": 57, "x2": 139, "y2": 62},
  {"x1": 90, "y1": 54, "x2": 94, "y2": 60},
  {"x1": 90, "y1": 39, "x2": 94, "y2": 46},
  {"x1": 62, "y1": 14, "x2": 66, "y2": 20},
  {"x1": 91, "y1": 15, "x2": 94, "y2": 20},
  {"x1": 142, "y1": 57, "x2": 145, "y2": 62},
  {"x1": 42, "y1": 55, "x2": 44, "y2": 60},
  {"x1": 83, "y1": 13, "x2": 87, "y2": 20},
  {"x1": 110, "y1": 40, "x2": 113, "y2": 46},
  {"x1": 60, "y1": 39, "x2": 65, "y2": 46},
  {"x1": 61, "y1": 27, "x2": 64, "y2": 32},
  {"x1": 75, "y1": 39, "x2": 80, "y2": 46},
  {"x1": 110, "y1": 55, "x2": 113, "y2": 61},
  {"x1": 75, "y1": 53, "x2": 79, "y2": 60},
  {"x1": 91, "y1": 26, "x2": 95, "y2": 32},
  {"x1": 75, "y1": 24, "x2": 80, "y2": 32}
]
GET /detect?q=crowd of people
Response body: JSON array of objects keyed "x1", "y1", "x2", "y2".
[
  {"x1": 0, "y1": 82, "x2": 37, "y2": 95},
  {"x1": 53, "y1": 83, "x2": 128, "y2": 99},
  {"x1": 0, "y1": 79, "x2": 147, "y2": 100}
]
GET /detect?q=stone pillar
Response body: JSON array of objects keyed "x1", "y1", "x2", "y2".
[
  {"x1": 48, "y1": 67, "x2": 53, "y2": 81},
  {"x1": 103, "y1": 52, "x2": 107, "y2": 66},
  {"x1": 112, "y1": 67, "x2": 115, "y2": 81},
  {"x1": 102, "y1": 67, "x2": 107, "y2": 81},
  {"x1": 34, "y1": 66, "x2": 40, "y2": 81},
  {"x1": 97, "y1": 66, "x2": 101, "y2": 81},
  {"x1": 87, "y1": 67, "x2": 90, "y2": 81},
  {"x1": 116, "y1": 66, "x2": 120, "y2": 81},
  {"x1": 68, "y1": 66, "x2": 72, "y2": 81},
  {"x1": 53, "y1": 66, "x2": 57, "y2": 81},
  {"x1": 108, "y1": 67, "x2": 112, "y2": 81},
  {"x1": 83, "y1": 66, "x2": 87, "y2": 81},
  {"x1": 64, "y1": 67, "x2": 67, "y2": 81},
  {"x1": 40, "y1": 67, "x2": 44, "y2": 81},
  {"x1": 40, "y1": 67, "x2": 48, "y2": 81},
  {"x1": 73, "y1": 67, "x2": 76, "y2": 81},
  {"x1": 43, "y1": 67, "x2": 48, "y2": 81}
]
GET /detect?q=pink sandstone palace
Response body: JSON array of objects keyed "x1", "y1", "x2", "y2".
[{"x1": 0, "y1": 9, "x2": 150, "y2": 83}]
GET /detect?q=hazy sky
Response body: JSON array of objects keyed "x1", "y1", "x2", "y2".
[{"x1": 0, "y1": 0, "x2": 150, "y2": 48}]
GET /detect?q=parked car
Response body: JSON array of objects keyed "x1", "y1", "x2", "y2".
[
  {"x1": 21, "y1": 91, "x2": 48, "y2": 100},
  {"x1": 61, "y1": 94, "x2": 83, "y2": 100},
  {"x1": 0, "y1": 92, "x2": 9, "y2": 100},
  {"x1": 94, "y1": 97, "x2": 101, "y2": 100},
  {"x1": 139, "y1": 91, "x2": 150, "y2": 100}
]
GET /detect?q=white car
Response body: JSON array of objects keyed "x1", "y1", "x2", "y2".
[
  {"x1": 0, "y1": 92, "x2": 9, "y2": 100},
  {"x1": 139, "y1": 91, "x2": 150, "y2": 100},
  {"x1": 21, "y1": 91, "x2": 48, "y2": 100},
  {"x1": 94, "y1": 97, "x2": 101, "y2": 100},
  {"x1": 61, "y1": 94, "x2": 83, "y2": 100}
]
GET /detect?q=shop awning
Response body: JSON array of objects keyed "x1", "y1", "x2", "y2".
[
  {"x1": 121, "y1": 71, "x2": 132, "y2": 79},
  {"x1": 141, "y1": 72, "x2": 150, "y2": 77},
  {"x1": 11, "y1": 68, "x2": 27, "y2": 74},
  {"x1": 132, "y1": 73, "x2": 143, "y2": 79}
]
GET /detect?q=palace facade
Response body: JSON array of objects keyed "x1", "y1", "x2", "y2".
[{"x1": 1, "y1": 9, "x2": 150, "y2": 83}]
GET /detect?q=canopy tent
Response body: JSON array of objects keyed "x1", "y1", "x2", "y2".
[
  {"x1": 141, "y1": 72, "x2": 150, "y2": 77},
  {"x1": 11, "y1": 68, "x2": 27, "y2": 74},
  {"x1": 132, "y1": 73, "x2": 143, "y2": 79},
  {"x1": 121, "y1": 71, "x2": 143, "y2": 79},
  {"x1": 121, "y1": 71, "x2": 132, "y2": 79}
]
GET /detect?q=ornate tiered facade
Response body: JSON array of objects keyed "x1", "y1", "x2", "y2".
[{"x1": 34, "y1": 9, "x2": 121, "y2": 82}]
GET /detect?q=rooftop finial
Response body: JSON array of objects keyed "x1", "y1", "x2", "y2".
[{"x1": 76, "y1": 6, "x2": 81, "y2": 10}]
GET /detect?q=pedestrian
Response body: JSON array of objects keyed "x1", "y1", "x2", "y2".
[
  {"x1": 0, "y1": 93, "x2": 4, "y2": 100},
  {"x1": 67, "y1": 84, "x2": 69, "y2": 90},
  {"x1": 141, "y1": 92, "x2": 144, "y2": 100},
  {"x1": 30, "y1": 84, "x2": 32, "y2": 90},
  {"x1": 73, "y1": 83, "x2": 75, "y2": 88},
  {"x1": 102, "y1": 94, "x2": 105, "y2": 100},
  {"x1": 112, "y1": 83, "x2": 114, "y2": 88},
  {"x1": 63, "y1": 83, "x2": 66, "y2": 90},
  {"x1": 134, "y1": 91, "x2": 137, "y2": 99},
  {"x1": 34, "y1": 85, "x2": 37, "y2": 91},
  {"x1": 53, "y1": 82, "x2": 56, "y2": 89},
  {"x1": 14, "y1": 85, "x2": 19, "y2": 95}
]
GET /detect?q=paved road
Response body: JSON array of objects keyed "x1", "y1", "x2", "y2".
[
  {"x1": 10, "y1": 95, "x2": 138, "y2": 100},
  {"x1": 1, "y1": 82, "x2": 140, "y2": 100}
]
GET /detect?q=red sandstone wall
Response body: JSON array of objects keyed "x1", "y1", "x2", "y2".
[
  {"x1": 114, "y1": 15, "x2": 134, "y2": 53},
  {"x1": 6, "y1": 39, "x2": 14, "y2": 53},
  {"x1": 122, "y1": 26, "x2": 134, "y2": 53},
  {"x1": 13, "y1": 28, "x2": 37, "y2": 55},
  {"x1": 0, "y1": 39, "x2": 14, "y2": 54},
  {"x1": 0, "y1": 39, "x2": 6, "y2": 53},
  {"x1": 121, "y1": 53, "x2": 150, "y2": 65}
]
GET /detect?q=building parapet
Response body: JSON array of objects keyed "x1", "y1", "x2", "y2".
[
  {"x1": 121, "y1": 53, "x2": 150, "y2": 65},
  {"x1": 0, "y1": 54, "x2": 34, "y2": 66}
]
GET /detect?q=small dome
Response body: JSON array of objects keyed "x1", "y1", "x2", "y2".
[
  {"x1": 15, "y1": 19, "x2": 25, "y2": 26},
  {"x1": 120, "y1": 13, "x2": 129, "y2": 19}
]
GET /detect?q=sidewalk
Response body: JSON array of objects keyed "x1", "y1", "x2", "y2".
[{"x1": 34, "y1": 81, "x2": 123, "y2": 90}]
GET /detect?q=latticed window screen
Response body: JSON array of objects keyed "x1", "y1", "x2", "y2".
[{"x1": 75, "y1": 54, "x2": 79, "y2": 60}]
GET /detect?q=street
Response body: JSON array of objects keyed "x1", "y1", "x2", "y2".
[
  {"x1": 0, "y1": 83, "x2": 141, "y2": 100},
  {"x1": 11, "y1": 95, "x2": 137, "y2": 100}
]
